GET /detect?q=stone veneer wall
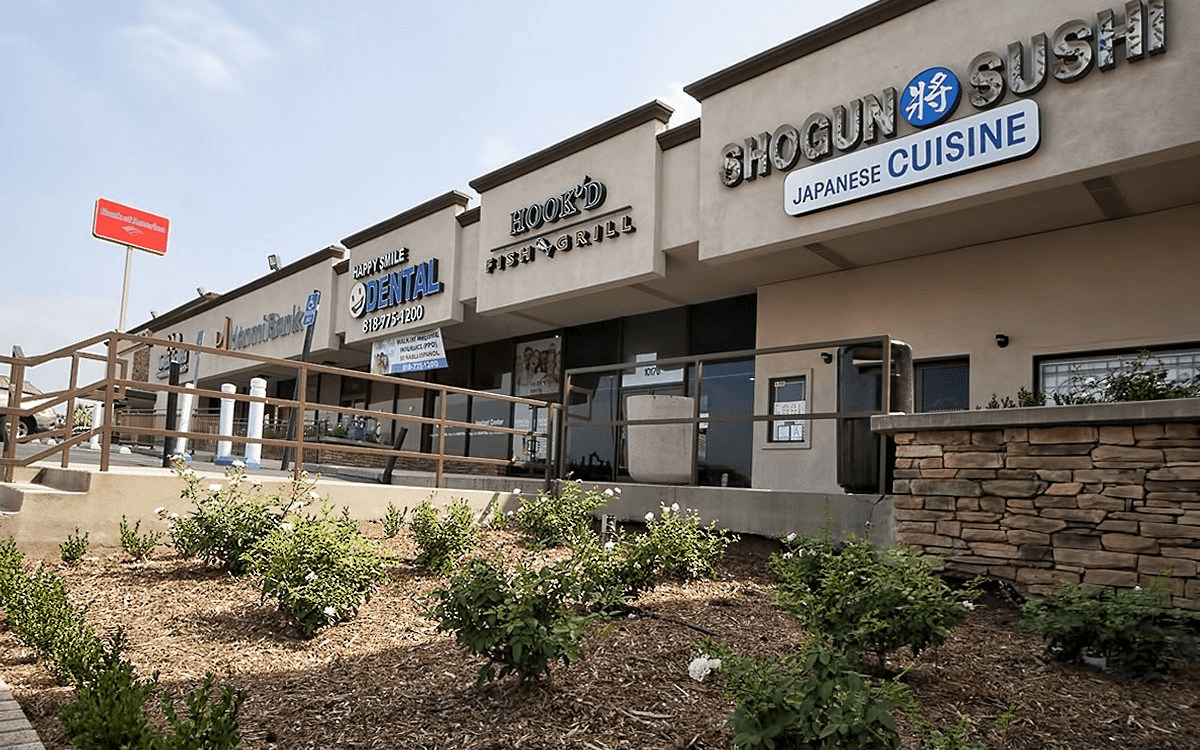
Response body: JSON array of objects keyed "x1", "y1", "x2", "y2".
[{"x1": 874, "y1": 402, "x2": 1200, "y2": 610}]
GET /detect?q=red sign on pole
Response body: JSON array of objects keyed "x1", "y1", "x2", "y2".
[{"x1": 92, "y1": 198, "x2": 170, "y2": 256}]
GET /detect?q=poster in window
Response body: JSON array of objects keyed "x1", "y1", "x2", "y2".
[
  {"x1": 770, "y1": 376, "x2": 808, "y2": 444},
  {"x1": 515, "y1": 336, "x2": 562, "y2": 397}
]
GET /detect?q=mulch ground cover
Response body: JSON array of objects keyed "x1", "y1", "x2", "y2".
[{"x1": 2, "y1": 530, "x2": 1197, "y2": 749}]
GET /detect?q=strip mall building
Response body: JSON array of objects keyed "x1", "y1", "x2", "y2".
[{"x1": 133, "y1": 0, "x2": 1198, "y2": 495}]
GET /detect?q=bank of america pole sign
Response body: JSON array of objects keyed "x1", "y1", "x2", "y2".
[{"x1": 92, "y1": 198, "x2": 171, "y2": 331}]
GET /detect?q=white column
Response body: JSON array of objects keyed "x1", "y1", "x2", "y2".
[
  {"x1": 213, "y1": 383, "x2": 236, "y2": 466},
  {"x1": 243, "y1": 377, "x2": 266, "y2": 469},
  {"x1": 87, "y1": 403, "x2": 103, "y2": 451},
  {"x1": 172, "y1": 382, "x2": 196, "y2": 461}
]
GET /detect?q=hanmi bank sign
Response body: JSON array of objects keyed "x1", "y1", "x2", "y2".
[{"x1": 717, "y1": 1, "x2": 1167, "y2": 215}]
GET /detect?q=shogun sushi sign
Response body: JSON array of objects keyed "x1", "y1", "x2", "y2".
[{"x1": 717, "y1": 1, "x2": 1167, "y2": 216}]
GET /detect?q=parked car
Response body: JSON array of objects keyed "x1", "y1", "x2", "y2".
[{"x1": 0, "y1": 376, "x2": 62, "y2": 440}]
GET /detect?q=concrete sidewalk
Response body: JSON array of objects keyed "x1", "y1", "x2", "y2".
[{"x1": 0, "y1": 680, "x2": 42, "y2": 750}]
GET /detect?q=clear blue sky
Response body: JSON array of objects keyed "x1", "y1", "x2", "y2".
[{"x1": 1, "y1": 0, "x2": 872, "y2": 383}]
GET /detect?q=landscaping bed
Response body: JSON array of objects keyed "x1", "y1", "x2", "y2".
[{"x1": 2, "y1": 530, "x2": 1198, "y2": 749}]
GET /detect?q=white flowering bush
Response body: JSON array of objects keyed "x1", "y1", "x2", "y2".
[
  {"x1": 506, "y1": 481, "x2": 614, "y2": 549},
  {"x1": 772, "y1": 532, "x2": 978, "y2": 665},
  {"x1": 430, "y1": 557, "x2": 593, "y2": 685},
  {"x1": 410, "y1": 500, "x2": 480, "y2": 575},
  {"x1": 567, "y1": 531, "x2": 656, "y2": 615},
  {"x1": 246, "y1": 501, "x2": 389, "y2": 636},
  {"x1": 636, "y1": 504, "x2": 737, "y2": 581},
  {"x1": 168, "y1": 459, "x2": 300, "y2": 575}
]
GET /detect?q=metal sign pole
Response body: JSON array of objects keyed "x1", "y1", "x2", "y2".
[{"x1": 117, "y1": 245, "x2": 133, "y2": 331}]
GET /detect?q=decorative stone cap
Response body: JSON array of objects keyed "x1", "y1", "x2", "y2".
[{"x1": 872, "y1": 399, "x2": 1200, "y2": 434}]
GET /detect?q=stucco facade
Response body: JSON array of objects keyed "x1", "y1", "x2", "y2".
[{"x1": 130, "y1": 0, "x2": 1199, "y2": 494}]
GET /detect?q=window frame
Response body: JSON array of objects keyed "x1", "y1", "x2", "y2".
[
  {"x1": 1034, "y1": 343, "x2": 1200, "y2": 404},
  {"x1": 913, "y1": 356, "x2": 970, "y2": 413}
]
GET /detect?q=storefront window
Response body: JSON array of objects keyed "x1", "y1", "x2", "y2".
[
  {"x1": 914, "y1": 358, "x2": 969, "y2": 412},
  {"x1": 695, "y1": 359, "x2": 754, "y2": 486},
  {"x1": 1039, "y1": 347, "x2": 1200, "y2": 403}
]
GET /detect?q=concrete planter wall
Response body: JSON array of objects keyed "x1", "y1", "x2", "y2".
[{"x1": 873, "y1": 400, "x2": 1200, "y2": 610}]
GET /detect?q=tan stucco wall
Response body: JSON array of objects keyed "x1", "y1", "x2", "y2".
[
  {"x1": 659, "y1": 136, "x2": 701, "y2": 251},
  {"x1": 147, "y1": 261, "x2": 338, "y2": 386},
  {"x1": 457, "y1": 217, "x2": 480, "y2": 302},
  {"x1": 696, "y1": 0, "x2": 1199, "y2": 262},
  {"x1": 754, "y1": 204, "x2": 1200, "y2": 489}
]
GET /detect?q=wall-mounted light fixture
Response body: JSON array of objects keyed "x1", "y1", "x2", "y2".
[
  {"x1": 149, "y1": 311, "x2": 158, "y2": 318},
  {"x1": 197, "y1": 287, "x2": 208, "y2": 296},
  {"x1": 995, "y1": 333, "x2": 1010, "y2": 348},
  {"x1": 820, "y1": 351, "x2": 833, "y2": 364},
  {"x1": 11, "y1": 345, "x2": 24, "y2": 358},
  {"x1": 267, "y1": 253, "x2": 280, "y2": 271}
]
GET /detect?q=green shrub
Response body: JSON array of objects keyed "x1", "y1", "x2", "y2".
[
  {"x1": 380, "y1": 502, "x2": 406, "y2": 538},
  {"x1": 638, "y1": 504, "x2": 736, "y2": 580},
  {"x1": 60, "y1": 528, "x2": 89, "y2": 563},
  {"x1": 410, "y1": 501, "x2": 479, "y2": 575},
  {"x1": 910, "y1": 709, "x2": 1015, "y2": 750},
  {"x1": 169, "y1": 461, "x2": 288, "y2": 575},
  {"x1": 508, "y1": 481, "x2": 612, "y2": 549},
  {"x1": 3, "y1": 564, "x2": 103, "y2": 685},
  {"x1": 159, "y1": 673, "x2": 248, "y2": 749},
  {"x1": 772, "y1": 533, "x2": 976, "y2": 665},
  {"x1": 0, "y1": 535, "x2": 25, "y2": 602},
  {"x1": 120, "y1": 516, "x2": 164, "y2": 561},
  {"x1": 59, "y1": 633, "x2": 156, "y2": 749},
  {"x1": 247, "y1": 504, "x2": 388, "y2": 636},
  {"x1": 702, "y1": 638, "x2": 907, "y2": 750},
  {"x1": 430, "y1": 557, "x2": 593, "y2": 685},
  {"x1": 61, "y1": 632, "x2": 247, "y2": 750},
  {"x1": 1019, "y1": 577, "x2": 1196, "y2": 678}
]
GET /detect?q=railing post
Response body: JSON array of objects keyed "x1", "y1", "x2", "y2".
[
  {"x1": 1, "y1": 357, "x2": 18, "y2": 482},
  {"x1": 62, "y1": 355, "x2": 80, "y2": 468},
  {"x1": 101, "y1": 334, "x2": 118, "y2": 472},
  {"x1": 293, "y1": 366, "x2": 309, "y2": 478},
  {"x1": 691, "y1": 359, "x2": 704, "y2": 487},
  {"x1": 435, "y1": 387, "x2": 448, "y2": 488}
]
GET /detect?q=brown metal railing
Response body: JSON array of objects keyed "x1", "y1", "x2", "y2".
[
  {"x1": 558, "y1": 335, "x2": 913, "y2": 491},
  {"x1": 1, "y1": 331, "x2": 560, "y2": 487}
]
